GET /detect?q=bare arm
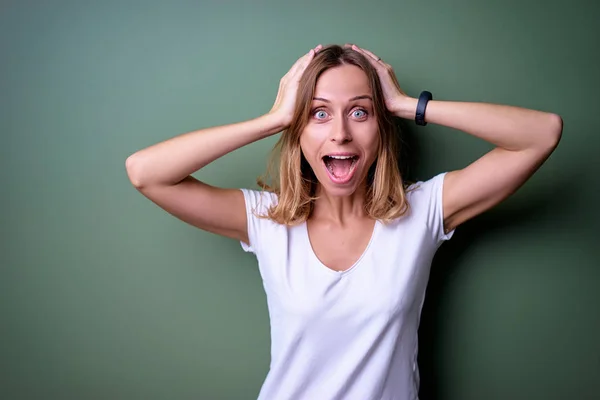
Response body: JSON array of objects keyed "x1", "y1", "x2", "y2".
[
  {"x1": 126, "y1": 115, "x2": 285, "y2": 189},
  {"x1": 125, "y1": 114, "x2": 285, "y2": 243},
  {"x1": 126, "y1": 45, "x2": 323, "y2": 244},
  {"x1": 396, "y1": 99, "x2": 562, "y2": 233},
  {"x1": 352, "y1": 44, "x2": 562, "y2": 233}
]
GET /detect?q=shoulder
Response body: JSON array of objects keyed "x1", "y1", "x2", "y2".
[
  {"x1": 405, "y1": 172, "x2": 446, "y2": 205},
  {"x1": 240, "y1": 188, "x2": 278, "y2": 214},
  {"x1": 239, "y1": 189, "x2": 282, "y2": 254},
  {"x1": 401, "y1": 172, "x2": 454, "y2": 242}
]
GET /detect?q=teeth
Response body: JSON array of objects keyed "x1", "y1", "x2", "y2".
[{"x1": 328, "y1": 155, "x2": 355, "y2": 159}]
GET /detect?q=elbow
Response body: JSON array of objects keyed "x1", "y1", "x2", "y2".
[
  {"x1": 533, "y1": 113, "x2": 563, "y2": 153},
  {"x1": 125, "y1": 153, "x2": 146, "y2": 189},
  {"x1": 545, "y1": 113, "x2": 563, "y2": 150}
]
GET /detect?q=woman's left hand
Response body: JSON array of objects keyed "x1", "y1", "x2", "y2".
[{"x1": 347, "y1": 44, "x2": 416, "y2": 119}]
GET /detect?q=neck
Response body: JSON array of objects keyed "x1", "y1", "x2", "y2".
[{"x1": 311, "y1": 183, "x2": 369, "y2": 225}]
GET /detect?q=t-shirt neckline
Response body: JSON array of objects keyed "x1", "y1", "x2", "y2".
[{"x1": 303, "y1": 219, "x2": 380, "y2": 277}]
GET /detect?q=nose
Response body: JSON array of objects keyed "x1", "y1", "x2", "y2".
[{"x1": 330, "y1": 117, "x2": 352, "y2": 144}]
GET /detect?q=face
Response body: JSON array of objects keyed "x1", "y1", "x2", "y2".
[{"x1": 300, "y1": 64, "x2": 380, "y2": 197}]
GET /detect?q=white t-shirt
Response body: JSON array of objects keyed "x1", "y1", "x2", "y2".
[{"x1": 240, "y1": 172, "x2": 454, "y2": 400}]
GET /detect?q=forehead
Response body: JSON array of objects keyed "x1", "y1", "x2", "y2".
[{"x1": 314, "y1": 64, "x2": 371, "y2": 100}]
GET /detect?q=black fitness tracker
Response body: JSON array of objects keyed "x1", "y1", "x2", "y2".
[{"x1": 415, "y1": 91, "x2": 432, "y2": 126}]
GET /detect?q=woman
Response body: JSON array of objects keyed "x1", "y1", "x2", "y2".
[{"x1": 126, "y1": 44, "x2": 562, "y2": 399}]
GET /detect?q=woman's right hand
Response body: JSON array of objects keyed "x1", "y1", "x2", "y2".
[
  {"x1": 269, "y1": 44, "x2": 322, "y2": 127},
  {"x1": 126, "y1": 44, "x2": 322, "y2": 246}
]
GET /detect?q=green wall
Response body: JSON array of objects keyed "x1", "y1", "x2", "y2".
[{"x1": 2, "y1": 1, "x2": 598, "y2": 399}]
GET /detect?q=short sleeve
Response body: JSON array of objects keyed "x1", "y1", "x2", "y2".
[
  {"x1": 239, "y1": 189, "x2": 278, "y2": 254},
  {"x1": 407, "y1": 172, "x2": 455, "y2": 244}
]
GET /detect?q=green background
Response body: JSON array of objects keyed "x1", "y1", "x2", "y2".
[{"x1": 2, "y1": 0, "x2": 598, "y2": 399}]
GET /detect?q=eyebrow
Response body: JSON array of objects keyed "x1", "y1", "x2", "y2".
[{"x1": 312, "y1": 95, "x2": 373, "y2": 102}]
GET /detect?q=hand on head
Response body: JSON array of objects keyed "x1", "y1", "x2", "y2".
[
  {"x1": 269, "y1": 44, "x2": 323, "y2": 127},
  {"x1": 270, "y1": 44, "x2": 411, "y2": 128},
  {"x1": 345, "y1": 44, "x2": 409, "y2": 115}
]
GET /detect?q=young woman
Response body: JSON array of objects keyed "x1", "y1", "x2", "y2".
[{"x1": 126, "y1": 44, "x2": 562, "y2": 399}]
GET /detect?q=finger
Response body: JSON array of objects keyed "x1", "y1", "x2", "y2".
[
  {"x1": 297, "y1": 47, "x2": 318, "y2": 73},
  {"x1": 298, "y1": 45, "x2": 322, "y2": 66},
  {"x1": 351, "y1": 45, "x2": 385, "y2": 71},
  {"x1": 288, "y1": 45, "x2": 321, "y2": 80},
  {"x1": 352, "y1": 44, "x2": 380, "y2": 62},
  {"x1": 351, "y1": 45, "x2": 384, "y2": 70},
  {"x1": 287, "y1": 47, "x2": 316, "y2": 78}
]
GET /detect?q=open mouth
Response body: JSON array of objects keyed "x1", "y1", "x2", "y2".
[{"x1": 322, "y1": 154, "x2": 359, "y2": 184}]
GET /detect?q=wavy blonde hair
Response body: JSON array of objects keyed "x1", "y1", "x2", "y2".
[{"x1": 258, "y1": 44, "x2": 411, "y2": 225}]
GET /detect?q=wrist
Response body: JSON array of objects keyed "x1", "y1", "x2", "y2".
[
  {"x1": 262, "y1": 111, "x2": 290, "y2": 134},
  {"x1": 392, "y1": 97, "x2": 419, "y2": 120}
]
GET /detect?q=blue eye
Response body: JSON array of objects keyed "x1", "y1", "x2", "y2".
[
  {"x1": 352, "y1": 109, "x2": 367, "y2": 118},
  {"x1": 314, "y1": 110, "x2": 328, "y2": 119}
]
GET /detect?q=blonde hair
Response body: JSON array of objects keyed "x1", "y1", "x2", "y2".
[{"x1": 258, "y1": 44, "x2": 411, "y2": 225}]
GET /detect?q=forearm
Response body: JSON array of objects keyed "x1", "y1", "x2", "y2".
[
  {"x1": 126, "y1": 112, "x2": 286, "y2": 188},
  {"x1": 395, "y1": 98, "x2": 563, "y2": 151}
]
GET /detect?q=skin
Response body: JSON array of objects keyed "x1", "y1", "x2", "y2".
[
  {"x1": 300, "y1": 64, "x2": 381, "y2": 270},
  {"x1": 300, "y1": 64, "x2": 380, "y2": 222},
  {"x1": 126, "y1": 43, "x2": 563, "y2": 272},
  {"x1": 349, "y1": 44, "x2": 563, "y2": 237}
]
